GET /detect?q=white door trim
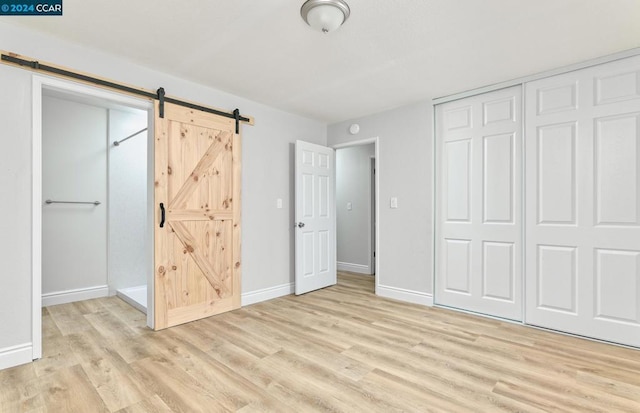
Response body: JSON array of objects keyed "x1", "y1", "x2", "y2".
[
  {"x1": 332, "y1": 137, "x2": 380, "y2": 294},
  {"x1": 31, "y1": 75, "x2": 153, "y2": 360}
]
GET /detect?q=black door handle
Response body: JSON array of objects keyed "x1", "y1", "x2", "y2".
[{"x1": 159, "y1": 202, "x2": 165, "y2": 228}]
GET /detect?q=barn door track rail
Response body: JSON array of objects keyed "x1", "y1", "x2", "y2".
[{"x1": 0, "y1": 51, "x2": 253, "y2": 133}]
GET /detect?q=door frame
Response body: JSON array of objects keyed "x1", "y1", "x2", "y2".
[
  {"x1": 332, "y1": 137, "x2": 380, "y2": 293},
  {"x1": 370, "y1": 156, "x2": 376, "y2": 274},
  {"x1": 32, "y1": 75, "x2": 154, "y2": 359}
]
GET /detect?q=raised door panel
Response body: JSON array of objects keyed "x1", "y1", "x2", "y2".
[
  {"x1": 537, "y1": 123, "x2": 576, "y2": 225},
  {"x1": 536, "y1": 245, "x2": 577, "y2": 314},
  {"x1": 445, "y1": 140, "x2": 472, "y2": 222},
  {"x1": 444, "y1": 239, "x2": 471, "y2": 294},
  {"x1": 482, "y1": 242, "x2": 515, "y2": 302},
  {"x1": 595, "y1": 249, "x2": 640, "y2": 324},
  {"x1": 536, "y1": 82, "x2": 578, "y2": 115},
  {"x1": 595, "y1": 70, "x2": 640, "y2": 105},
  {"x1": 483, "y1": 133, "x2": 513, "y2": 223},
  {"x1": 483, "y1": 97, "x2": 515, "y2": 126},
  {"x1": 594, "y1": 114, "x2": 640, "y2": 225},
  {"x1": 444, "y1": 106, "x2": 472, "y2": 131}
]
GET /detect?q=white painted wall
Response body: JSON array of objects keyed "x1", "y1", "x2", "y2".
[
  {"x1": 336, "y1": 144, "x2": 375, "y2": 274},
  {"x1": 42, "y1": 95, "x2": 108, "y2": 295},
  {"x1": 328, "y1": 102, "x2": 433, "y2": 304},
  {"x1": 0, "y1": 21, "x2": 326, "y2": 368},
  {"x1": 108, "y1": 107, "x2": 148, "y2": 292}
]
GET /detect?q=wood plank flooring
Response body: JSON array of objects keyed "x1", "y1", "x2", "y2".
[{"x1": 2, "y1": 272, "x2": 640, "y2": 412}]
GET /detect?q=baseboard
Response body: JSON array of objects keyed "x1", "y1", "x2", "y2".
[
  {"x1": 0, "y1": 343, "x2": 33, "y2": 370},
  {"x1": 242, "y1": 283, "x2": 294, "y2": 306},
  {"x1": 376, "y1": 284, "x2": 434, "y2": 306},
  {"x1": 337, "y1": 261, "x2": 372, "y2": 274},
  {"x1": 42, "y1": 285, "x2": 109, "y2": 307},
  {"x1": 116, "y1": 286, "x2": 147, "y2": 315}
]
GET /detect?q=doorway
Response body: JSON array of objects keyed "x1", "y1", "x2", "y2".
[
  {"x1": 32, "y1": 75, "x2": 154, "y2": 359},
  {"x1": 333, "y1": 138, "x2": 379, "y2": 293}
]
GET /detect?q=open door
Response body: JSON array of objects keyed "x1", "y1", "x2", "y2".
[
  {"x1": 295, "y1": 140, "x2": 336, "y2": 295},
  {"x1": 154, "y1": 101, "x2": 241, "y2": 330}
]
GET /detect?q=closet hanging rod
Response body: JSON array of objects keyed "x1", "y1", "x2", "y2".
[
  {"x1": 45, "y1": 199, "x2": 101, "y2": 206},
  {"x1": 113, "y1": 127, "x2": 147, "y2": 146}
]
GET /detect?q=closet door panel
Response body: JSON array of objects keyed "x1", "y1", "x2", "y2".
[
  {"x1": 444, "y1": 139, "x2": 472, "y2": 222},
  {"x1": 536, "y1": 122, "x2": 577, "y2": 225},
  {"x1": 435, "y1": 86, "x2": 522, "y2": 321},
  {"x1": 483, "y1": 133, "x2": 514, "y2": 223},
  {"x1": 443, "y1": 239, "x2": 472, "y2": 294},
  {"x1": 482, "y1": 241, "x2": 515, "y2": 301},
  {"x1": 594, "y1": 114, "x2": 640, "y2": 225},
  {"x1": 536, "y1": 245, "x2": 577, "y2": 314},
  {"x1": 525, "y1": 55, "x2": 640, "y2": 348}
]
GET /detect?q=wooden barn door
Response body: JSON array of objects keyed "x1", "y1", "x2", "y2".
[{"x1": 154, "y1": 101, "x2": 241, "y2": 330}]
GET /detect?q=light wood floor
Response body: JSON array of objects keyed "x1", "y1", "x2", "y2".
[{"x1": 2, "y1": 272, "x2": 640, "y2": 412}]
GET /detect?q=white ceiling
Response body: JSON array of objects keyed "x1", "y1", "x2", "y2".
[{"x1": 7, "y1": 0, "x2": 640, "y2": 123}]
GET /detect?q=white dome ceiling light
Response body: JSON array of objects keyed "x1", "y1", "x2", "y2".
[{"x1": 300, "y1": 0, "x2": 350, "y2": 34}]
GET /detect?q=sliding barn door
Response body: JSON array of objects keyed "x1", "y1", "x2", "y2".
[
  {"x1": 525, "y1": 56, "x2": 640, "y2": 347},
  {"x1": 435, "y1": 86, "x2": 522, "y2": 321},
  {"x1": 154, "y1": 101, "x2": 241, "y2": 330}
]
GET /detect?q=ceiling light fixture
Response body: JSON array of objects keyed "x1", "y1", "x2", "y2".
[{"x1": 300, "y1": 0, "x2": 350, "y2": 34}]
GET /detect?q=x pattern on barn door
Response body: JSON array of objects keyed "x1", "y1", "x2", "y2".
[{"x1": 154, "y1": 101, "x2": 241, "y2": 330}]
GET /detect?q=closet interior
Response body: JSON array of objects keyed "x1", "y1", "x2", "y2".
[{"x1": 41, "y1": 88, "x2": 151, "y2": 314}]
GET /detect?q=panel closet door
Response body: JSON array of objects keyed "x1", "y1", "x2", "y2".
[
  {"x1": 525, "y1": 55, "x2": 640, "y2": 347},
  {"x1": 435, "y1": 86, "x2": 522, "y2": 321}
]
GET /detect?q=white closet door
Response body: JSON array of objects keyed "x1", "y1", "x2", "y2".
[
  {"x1": 435, "y1": 86, "x2": 522, "y2": 321},
  {"x1": 525, "y1": 55, "x2": 640, "y2": 347}
]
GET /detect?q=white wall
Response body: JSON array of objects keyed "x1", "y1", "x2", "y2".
[
  {"x1": 108, "y1": 107, "x2": 148, "y2": 292},
  {"x1": 336, "y1": 144, "x2": 375, "y2": 274},
  {"x1": 0, "y1": 21, "x2": 326, "y2": 368},
  {"x1": 328, "y1": 101, "x2": 433, "y2": 305},
  {"x1": 42, "y1": 95, "x2": 108, "y2": 295}
]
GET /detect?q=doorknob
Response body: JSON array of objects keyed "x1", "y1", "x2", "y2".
[{"x1": 297, "y1": 222, "x2": 305, "y2": 228}]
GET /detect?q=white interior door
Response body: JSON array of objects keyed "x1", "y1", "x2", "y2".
[
  {"x1": 295, "y1": 140, "x2": 336, "y2": 295},
  {"x1": 525, "y1": 55, "x2": 640, "y2": 347},
  {"x1": 435, "y1": 86, "x2": 523, "y2": 321}
]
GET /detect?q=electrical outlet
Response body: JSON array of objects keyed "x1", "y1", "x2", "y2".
[
  {"x1": 390, "y1": 197, "x2": 398, "y2": 208},
  {"x1": 347, "y1": 202, "x2": 352, "y2": 211},
  {"x1": 276, "y1": 198, "x2": 283, "y2": 209}
]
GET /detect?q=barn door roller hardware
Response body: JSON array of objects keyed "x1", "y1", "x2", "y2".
[{"x1": 0, "y1": 52, "x2": 253, "y2": 130}]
